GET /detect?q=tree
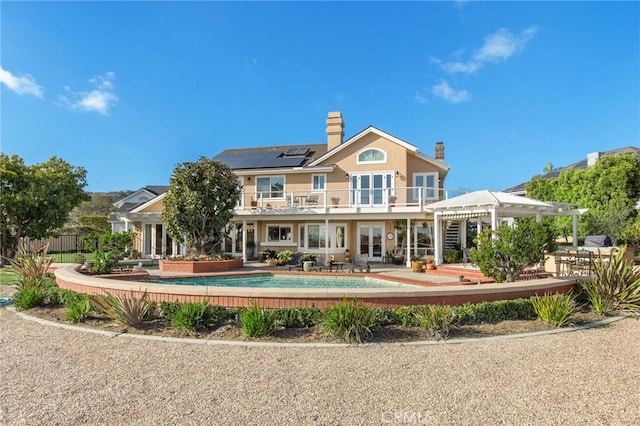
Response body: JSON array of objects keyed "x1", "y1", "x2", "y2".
[
  {"x1": 470, "y1": 219, "x2": 556, "y2": 282},
  {"x1": 543, "y1": 162, "x2": 554, "y2": 174},
  {"x1": 525, "y1": 154, "x2": 640, "y2": 244},
  {"x1": 162, "y1": 157, "x2": 241, "y2": 255},
  {"x1": 69, "y1": 193, "x2": 115, "y2": 225},
  {"x1": 0, "y1": 154, "x2": 89, "y2": 262}
]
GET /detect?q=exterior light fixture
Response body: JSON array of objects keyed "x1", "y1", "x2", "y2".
[{"x1": 345, "y1": 173, "x2": 349, "y2": 180}]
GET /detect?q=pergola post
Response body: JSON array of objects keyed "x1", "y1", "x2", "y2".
[
  {"x1": 405, "y1": 218, "x2": 411, "y2": 267},
  {"x1": 434, "y1": 212, "x2": 442, "y2": 265},
  {"x1": 242, "y1": 219, "x2": 247, "y2": 261}
]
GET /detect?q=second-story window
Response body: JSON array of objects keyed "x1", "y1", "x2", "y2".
[
  {"x1": 413, "y1": 172, "x2": 439, "y2": 201},
  {"x1": 256, "y1": 176, "x2": 284, "y2": 199},
  {"x1": 357, "y1": 148, "x2": 387, "y2": 164},
  {"x1": 312, "y1": 174, "x2": 326, "y2": 191}
]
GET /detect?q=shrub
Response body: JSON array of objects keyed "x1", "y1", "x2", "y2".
[
  {"x1": 173, "y1": 302, "x2": 228, "y2": 331},
  {"x1": 415, "y1": 305, "x2": 457, "y2": 340},
  {"x1": 239, "y1": 303, "x2": 278, "y2": 337},
  {"x1": 532, "y1": 293, "x2": 575, "y2": 327},
  {"x1": 13, "y1": 285, "x2": 47, "y2": 310},
  {"x1": 582, "y1": 246, "x2": 640, "y2": 313},
  {"x1": 160, "y1": 301, "x2": 182, "y2": 321},
  {"x1": 274, "y1": 307, "x2": 323, "y2": 328},
  {"x1": 455, "y1": 299, "x2": 536, "y2": 324},
  {"x1": 470, "y1": 219, "x2": 556, "y2": 282},
  {"x1": 66, "y1": 299, "x2": 92, "y2": 322},
  {"x1": 443, "y1": 248, "x2": 462, "y2": 264},
  {"x1": 322, "y1": 299, "x2": 377, "y2": 343},
  {"x1": 389, "y1": 306, "x2": 422, "y2": 327},
  {"x1": 258, "y1": 250, "x2": 276, "y2": 262},
  {"x1": 8, "y1": 241, "x2": 53, "y2": 286},
  {"x1": 90, "y1": 290, "x2": 156, "y2": 328},
  {"x1": 92, "y1": 250, "x2": 115, "y2": 274}
]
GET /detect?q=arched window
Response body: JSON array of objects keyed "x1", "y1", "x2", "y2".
[{"x1": 357, "y1": 148, "x2": 386, "y2": 164}]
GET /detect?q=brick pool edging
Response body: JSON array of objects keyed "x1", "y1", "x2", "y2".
[{"x1": 55, "y1": 265, "x2": 577, "y2": 309}]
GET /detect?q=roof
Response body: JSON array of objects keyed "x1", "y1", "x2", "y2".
[
  {"x1": 212, "y1": 144, "x2": 328, "y2": 170},
  {"x1": 504, "y1": 146, "x2": 640, "y2": 193},
  {"x1": 428, "y1": 190, "x2": 555, "y2": 218},
  {"x1": 308, "y1": 126, "x2": 450, "y2": 172},
  {"x1": 144, "y1": 185, "x2": 169, "y2": 195}
]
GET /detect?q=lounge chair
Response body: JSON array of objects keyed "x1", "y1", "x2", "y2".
[
  {"x1": 309, "y1": 255, "x2": 325, "y2": 272},
  {"x1": 282, "y1": 252, "x2": 304, "y2": 271},
  {"x1": 350, "y1": 255, "x2": 370, "y2": 273}
]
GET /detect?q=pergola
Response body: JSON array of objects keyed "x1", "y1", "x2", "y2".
[{"x1": 427, "y1": 190, "x2": 586, "y2": 265}]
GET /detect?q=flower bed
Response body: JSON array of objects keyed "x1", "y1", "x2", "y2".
[{"x1": 159, "y1": 258, "x2": 244, "y2": 273}]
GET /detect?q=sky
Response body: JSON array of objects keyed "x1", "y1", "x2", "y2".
[{"x1": 1, "y1": 1, "x2": 639, "y2": 193}]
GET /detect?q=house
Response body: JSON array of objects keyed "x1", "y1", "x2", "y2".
[
  {"x1": 504, "y1": 146, "x2": 640, "y2": 195},
  {"x1": 110, "y1": 112, "x2": 460, "y2": 264}
]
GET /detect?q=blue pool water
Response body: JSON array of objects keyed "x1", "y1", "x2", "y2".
[{"x1": 153, "y1": 274, "x2": 417, "y2": 289}]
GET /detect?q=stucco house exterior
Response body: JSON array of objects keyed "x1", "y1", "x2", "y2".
[{"x1": 110, "y1": 112, "x2": 467, "y2": 265}]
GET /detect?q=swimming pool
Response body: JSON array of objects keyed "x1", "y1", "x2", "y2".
[{"x1": 153, "y1": 274, "x2": 418, "y2": 289}]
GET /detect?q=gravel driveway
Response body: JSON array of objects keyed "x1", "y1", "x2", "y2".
[{"x1": 1, "y1": 308, "x2": 638, "y2": 425}]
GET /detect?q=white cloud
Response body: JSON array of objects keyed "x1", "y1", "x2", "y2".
[
  {"x1": 58, "y1": 72, "x2": 117, "y2": 115},
  {"x1": 431, "y1": 80, "x2": 470, "y2": 103},
  {"x1": 433, "y1": 26, "x2": 538, "y2": 74},
  {"x1": 0, "y1": 66, "x2": 43, "y2": 98},
  {"x1": 413, "y1": 91, "x2": 428, "y2": 104}
]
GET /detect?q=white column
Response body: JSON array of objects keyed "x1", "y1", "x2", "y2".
[
  {"x1": 490, "y1": 209, "x2": 498, "y2": 238},
  {"x1": 405, "y1": 218, "x2": 411, "y2": 267},
  {"x1": 242, "y1": 220, "x2": 248, "y2": 261},
  {"x1": 151, "y1": 225, "x2": 157, "y2": 258},
  {"x1": 413, "y1": 222, "x2": 418, "y2": 255},
  {"x1": 572, "y1": 213, "x2": 579, "y2": 248},
  {"x1": 325, "y1": 219, "x2": 330, "y2": 261},
  {"x1": 434, "y1": 212, "x2": 442, "y2": 265},
  {"x1": 161, "y1": 225, "x2": 167, "y2": 257},
  {"x1": 461, "y1": 219, "x2": 467, "y2": 248},
  {"x1": 477, "y1": 218, "x2": 483, "y2": 235}
]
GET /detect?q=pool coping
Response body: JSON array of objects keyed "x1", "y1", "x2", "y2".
[
  {"x1": 55, "y1": 264, "x2": 578, "y2": 308},
  {"x1": 6, "y1": 306, "x2": 629, "y2": 348}
]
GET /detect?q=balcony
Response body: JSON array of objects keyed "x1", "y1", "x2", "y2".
[{"x1": 235, "y1": 187, "x2": 468, "y2": 215}]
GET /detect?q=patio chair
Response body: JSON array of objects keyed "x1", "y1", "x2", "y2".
[
  {"x1": 350, "y1": 255, "x2": 370, "y2": 273},
  {"x1": 305, "y1": 195, "x2": 318, "y2": 206},
  {"x1": 283, "y1": 252, "x2": 304, "y2": 271},
  {"x1": 309, "y1": 255, "x2": 325, "y2": 272}
]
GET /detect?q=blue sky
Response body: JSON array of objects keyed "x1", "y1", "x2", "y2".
[{"x1": 2, "y1": 1, "x2": 639, "y2": 193}]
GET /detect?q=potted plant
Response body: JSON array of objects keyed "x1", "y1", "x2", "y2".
[
  {"x1": 425, "y1": 256, "x2": 436, "y2": 270},
  {"x1": 411, "y1": 255, "x2": 423, "y2": 272},
  {"x1": 330, "y1": 197, "x2": 340, "y2": 207},
  {"x1": 302, "y1": 253, "x2": 316, "y2": 272}
]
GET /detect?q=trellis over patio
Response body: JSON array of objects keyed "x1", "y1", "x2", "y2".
[{"x1": 427, "y1": 190, "x2": 587, "y2": 266}]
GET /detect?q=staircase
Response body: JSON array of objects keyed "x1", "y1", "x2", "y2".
[{"x1": 444, "y1": 221, "x2": 461, "y2": 251}]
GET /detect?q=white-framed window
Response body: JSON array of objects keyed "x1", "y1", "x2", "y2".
[
  {"x1": 267, "y1": 224, "x2": 293, "y2": 242},
  {"x1": 357, "y1": 148, "x2": 387, "y2": 164},
  {"x1": 311, "y1": 174, "x2": 326, "y2": 191},
  {"x1": 298, "y1": 223, "x2": 346, "y2": 250},
  {"x1": 256, "y1": 176, "x2": 285, "y2": 199},
  {"x1": 350, "y1": 172, "x2": 394, "y2": 206},
  {"x1": 413, "y1": 172, "x2": 439, "y2": 201}
]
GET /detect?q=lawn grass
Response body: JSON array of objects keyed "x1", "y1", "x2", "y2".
[{"x1": 0, "y1": 268, "x2": 21, "y2": 285}]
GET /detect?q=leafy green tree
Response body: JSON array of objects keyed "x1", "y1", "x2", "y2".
[
  {"x1": 470, "y1": 219, "x2": 556, "y2": 282},
  {"x1": 162, "y1": 157, "x2": 241, "y2": 255},
  {"x1": 0, "y1": 154, "x2": 88, "y2": 262},
  {"x1": 525, "y1": 154, "x2": 640, "y2": 243}
]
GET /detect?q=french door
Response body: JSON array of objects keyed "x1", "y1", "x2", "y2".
[
  {"x1": 358, "y1": 223, "x2": 384, "y2": 261},
  {"x1": 350, "y1": 172, "x2": 393, "y2": 207}
]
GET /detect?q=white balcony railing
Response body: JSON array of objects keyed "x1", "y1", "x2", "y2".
[{"x1": 237, "y1": 187, "x2": 468, "y2": 212}]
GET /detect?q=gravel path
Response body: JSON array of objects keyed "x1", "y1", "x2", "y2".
[{"x1": 1, "y1": 308, "x2": 639, "y2": 426}]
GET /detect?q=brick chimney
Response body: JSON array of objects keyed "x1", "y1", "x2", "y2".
[
  {"x1": 326, "y1": 111, "x2": 344, "y2": 151},
  {"x1": 435, "y1": 141, "x2": 445, "y2": 161}
]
